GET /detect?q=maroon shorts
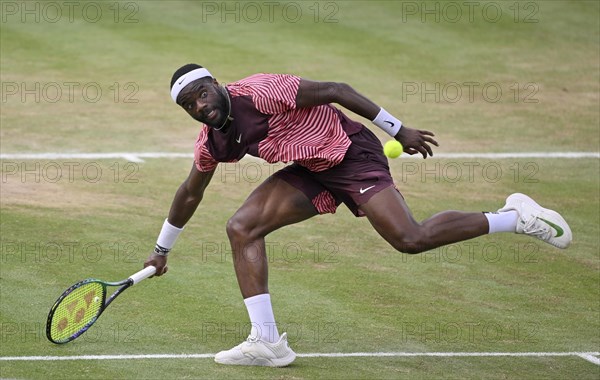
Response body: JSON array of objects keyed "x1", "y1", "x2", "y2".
[{"x1": 273, "y1": 127, "x2": 395, "y2": 216}]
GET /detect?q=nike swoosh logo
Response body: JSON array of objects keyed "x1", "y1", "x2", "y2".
[
  {"x1": 235, "y1": 134, "x2": 242, "y2": 143},
  {"x1": 384, "y1": 121, "x2": 395, "y2": 127},
  {"x1": 359, "y1": 185, "x2": 376, "y2": 194},
  {"x1": 178, "y1": 76, "x2": 186, "y2": 85},
  {"x1": 537, "y1": 217, "x2": 564, "y2": 237}
]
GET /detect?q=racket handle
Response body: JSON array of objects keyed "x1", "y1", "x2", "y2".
[{"x1": 129, "y1": 266, "x2": 157, "y2": 285}]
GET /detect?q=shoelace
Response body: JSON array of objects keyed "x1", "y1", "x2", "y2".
[
  {"x1": 522, "y1": 217, "x2": 553, "y2": 240},
  {"x1": 228, "y1": 335, "x2": 258, "y2": 351}
]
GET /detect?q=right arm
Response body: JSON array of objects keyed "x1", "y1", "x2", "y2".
[
  {"x1": 167, "y1": 164, "x2": 215, "y2": 228},
  {"x1": 144, "y1": 164, "x2": 215, "y2": 275}
]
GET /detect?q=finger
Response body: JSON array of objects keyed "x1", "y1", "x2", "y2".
[
  {"x1": 405, "y1": 147, "x2": 419, "y2": 155},
  {"x1": 416, "y1": 145, "x2": 428, "y2": 159},
  {"x1": 423, "y1": 142, "x2": 433, "y2": 157},
  {"x1": 418, "y1": 129, "x2": 435, "y2": 136},
  {"x1": 423, "y1": 136, "x2": 439, "y2": 147}
]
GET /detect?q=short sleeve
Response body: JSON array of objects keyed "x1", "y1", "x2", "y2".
[
  {"x1": 194, "y1": 128, "x2": 219, "y2": 172},
  {"x1": 236, "y1": 74, "x2": 300, "y2": 115}
]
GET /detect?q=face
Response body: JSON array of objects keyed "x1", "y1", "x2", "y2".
[{"x1": 177, "y1": 78, "x2": 229, "y2": 128}]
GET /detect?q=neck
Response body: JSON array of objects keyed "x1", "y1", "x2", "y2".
[{"x1": 213, "y1": 85, "x2": 233, "y2": 132}]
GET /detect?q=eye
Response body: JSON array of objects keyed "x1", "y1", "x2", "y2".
[{"x1": 200, "y1": 91, "x2": 207, "y2": 99}]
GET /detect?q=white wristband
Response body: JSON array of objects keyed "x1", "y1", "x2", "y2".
[
  {"x1": 372, "y1": 108, "x2": 402, "y2": 137},
  {"x1": 155, "y1": 219, "x2": 184, "y2": 255}
]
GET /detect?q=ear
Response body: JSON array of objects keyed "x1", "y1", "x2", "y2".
[{"x1": 212, "y1": 78, "x2": 220, "y2": 86}]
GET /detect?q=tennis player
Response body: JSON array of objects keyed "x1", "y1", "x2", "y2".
[{"x1": 144, "y1": 64, "x2": 572, "y2": 367}]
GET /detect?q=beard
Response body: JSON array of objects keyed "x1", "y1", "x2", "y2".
[{"x1": 202, "y1": 86, "x2": 230, "y2": 130}]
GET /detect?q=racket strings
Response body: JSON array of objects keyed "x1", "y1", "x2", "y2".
[{"x1": 49, "y1": 282, "x2": 105, "y2": 342}]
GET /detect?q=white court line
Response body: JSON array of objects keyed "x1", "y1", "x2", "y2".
[
  {"x1": 0, "y1": 152, "x2": 598, "y2": 163},
  {"x1": 0, "y1": 152, "x2": 193, "y2": 163},
  {"x1": 1, "y1": 352, "x2": 599, "y2": 365}
]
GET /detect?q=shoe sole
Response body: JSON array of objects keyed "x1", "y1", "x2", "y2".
[
  {"x1": 214, "y1": 352, "x2": 296, "y2": 367},
  {"x1": 504, "y1": 193, "x2": 572, "y2": 249}
]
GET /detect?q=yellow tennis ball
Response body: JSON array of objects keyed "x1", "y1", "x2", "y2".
[{"x1": 383, "y1": 140, "x2": 403, "y2": 158}]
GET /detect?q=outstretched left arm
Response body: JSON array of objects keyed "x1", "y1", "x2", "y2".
[
  {"x1": 295, "y1": 78, "x2": 439, "y2": 158},
  {"x1": 296, "y1": 79, "x2": 380, "y2": 120}
]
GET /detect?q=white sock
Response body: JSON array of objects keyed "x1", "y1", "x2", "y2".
[
  {"x1": 244, "y1": 293, "x2": 280, "y2": 343},
  {"x1": 484, "y1": 211, "x2": 519, "y2": 234}
]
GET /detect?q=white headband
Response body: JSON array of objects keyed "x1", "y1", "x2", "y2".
[{"x1": 170, "y1": 68, "x2": 213, "y2": 103}]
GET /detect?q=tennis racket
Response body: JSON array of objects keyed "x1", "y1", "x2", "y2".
[{"x1": 46, "y1": 265, "x2": 156, "y2": 344}]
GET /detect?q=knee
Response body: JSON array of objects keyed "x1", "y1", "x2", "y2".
[
  {"x1": 226, "y1": 214, "x2": 248, "y2": 242},
  {"x1": 226, "y1": 212, "x2": 261, "y2": 242},
  {"x1": 388, "y1": 229, "x2": 430, "y2": 254},
  {"x1": 396, "y1": 242, "x2": 427, "y2": 255}
]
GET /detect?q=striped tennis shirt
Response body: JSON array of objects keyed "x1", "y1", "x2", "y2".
[{"x1": 193, "y1": 74, "x2": 363, "y2": 173}]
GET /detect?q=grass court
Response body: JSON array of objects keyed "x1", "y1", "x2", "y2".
[{"x1": 1, "y1": 1, "x2": 599, "y2": 379}]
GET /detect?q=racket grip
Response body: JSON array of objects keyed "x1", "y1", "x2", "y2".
[{"x1": 129, "y1": 266, "x2": 157, "y2": 285}]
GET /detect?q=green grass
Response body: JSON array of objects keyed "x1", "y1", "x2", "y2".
[{"x1": 1, "y1": 1, "x2": 599, "y2": 379}]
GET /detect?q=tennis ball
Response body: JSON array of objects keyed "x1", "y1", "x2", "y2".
[{"x1": 383, "y1": 140, "x2": 403, "y2": 158}]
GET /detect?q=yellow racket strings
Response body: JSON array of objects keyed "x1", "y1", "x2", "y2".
[{"x1": 49, "y1": 282, "x2": 104, "y2": 341}]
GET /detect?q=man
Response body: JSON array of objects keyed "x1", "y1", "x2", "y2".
[{"x1": 143, "y1": 64, "x2": 572, "y2": 367}]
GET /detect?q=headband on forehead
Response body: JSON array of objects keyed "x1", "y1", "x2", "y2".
[{"x1": 170, "y1": 68, "x2": 213, "y2": 103}]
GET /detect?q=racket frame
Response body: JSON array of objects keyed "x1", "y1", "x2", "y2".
[{"x1": 46, "y1": 266, "x2": 155, "y2": 344}]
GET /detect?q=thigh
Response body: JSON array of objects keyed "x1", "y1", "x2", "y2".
[{"x1": 358, "y1": 186, "x2": 420, "y2": 242}]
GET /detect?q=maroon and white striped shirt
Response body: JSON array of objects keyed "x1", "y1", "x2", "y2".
[{"x1": 194, "y1": 74, "x2": 363, "y2": 173}]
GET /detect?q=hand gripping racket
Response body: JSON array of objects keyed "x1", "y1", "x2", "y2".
[{"x1": 46, "y1": 266, "x2": 156, "y2": 344}]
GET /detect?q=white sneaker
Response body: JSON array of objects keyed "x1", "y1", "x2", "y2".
[
  {"x1": 498, "y1": 193, "x2": 572, "y2": 249},
  {"x1": 214, "y1": 330, "x2": 296, "y2": 367}
]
